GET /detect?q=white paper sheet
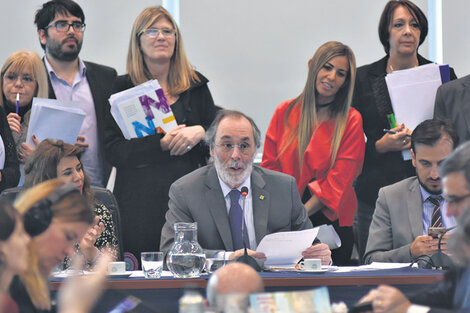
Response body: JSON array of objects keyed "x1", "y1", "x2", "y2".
[
  {"x1": 26, "y1": 98, "x2": 86, "y2": 146},
  {"x1": 256, "y1": 228, "x2": 319, "y2": 266}
]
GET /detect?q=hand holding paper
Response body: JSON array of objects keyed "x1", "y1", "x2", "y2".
[{"x1": 256, "y1": 228, "x2": 319, "y2": 266}]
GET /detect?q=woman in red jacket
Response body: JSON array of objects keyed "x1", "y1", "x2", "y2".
[{"x1": 261, "y1": 41, "x2": 365, "y2": 265}]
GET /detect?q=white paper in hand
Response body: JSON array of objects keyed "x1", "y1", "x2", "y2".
[
  {"x1": 256, "y1": 228, "x2": 319, "y2": 266},
  {"x1": 26, "y1": 98, "x2": 86, "y2": 146}
]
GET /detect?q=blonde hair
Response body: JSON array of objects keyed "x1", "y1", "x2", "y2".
[
  {"x1": 0, "y1": 50, "x2": 48, "y2": 107},
  {"x1": 281, "y1": 41, "x2": 356, "y2": 170},
  {"x1": 126, "y1": 6, "x2": 198, "y2": 95},
  {"x1": 15, "y1": 179, "x2": 93, "y2": 310}
]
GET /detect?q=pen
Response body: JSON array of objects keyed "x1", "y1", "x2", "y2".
[
  {"x1": 16, "y1": 93, "x2": 19, "y2": 114},
  {"x1": 383, "y1": 129, "x2": 412, "y2": 137}
]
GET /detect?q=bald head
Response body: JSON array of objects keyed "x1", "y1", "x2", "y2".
[{"x1": 206, "y1": 262, "x2": 264, "y2": 307}]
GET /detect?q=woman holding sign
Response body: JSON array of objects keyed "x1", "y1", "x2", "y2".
[
  {"x1": 104, "y1": 6, "x2": 217, "y2": 266},
  {"x1": 352, "y1": 0, "x2": 457, "y2": 262}
]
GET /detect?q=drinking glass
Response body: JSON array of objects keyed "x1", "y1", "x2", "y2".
[{"x1": 141, "y1": 252, "x2": 163, "y2": 278}]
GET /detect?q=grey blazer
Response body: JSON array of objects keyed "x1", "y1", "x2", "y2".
[
  {"x1": 364, "y1": 177, "x2": 423, "y2": 263},
  {"x1": 160, "y1": 164, "x2": 313, "y2": 257},
  {"x1": 434, "y1": 74, "x2": 470, "y2": 144}
]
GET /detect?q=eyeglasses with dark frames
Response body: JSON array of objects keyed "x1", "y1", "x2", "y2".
[{"x1": 45, "y1": 21, "x2": 86, "y2": 33}]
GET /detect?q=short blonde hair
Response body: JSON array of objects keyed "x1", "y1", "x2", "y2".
[
  {"x1": 16, "y1": 179, "x2": 93, "y2": 310},
  {"x1": 0, "y1": 50, "x2": 48, "y2": 107},
  {"x1": 126, "y1": 6, "x2": 198, "y2": 95}
]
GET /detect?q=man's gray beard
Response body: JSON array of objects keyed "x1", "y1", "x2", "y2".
[{"x1": 213, "y1": 153, "x2": 254, "y2": 188}]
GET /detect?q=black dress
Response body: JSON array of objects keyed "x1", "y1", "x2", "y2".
[{"x1": 104, "y1": 72, "x2": 217, "y2": 266}]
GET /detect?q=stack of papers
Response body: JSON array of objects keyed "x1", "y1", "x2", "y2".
[
  {"x1": 108, "y1": 80, "x2": 178, "y2": 139},
  {"x1": 26, "y1": 98, "x2": 86, "y2": 146},
  {"x1": 385, "y1": 63, "x2": 450, "y2": 160}
]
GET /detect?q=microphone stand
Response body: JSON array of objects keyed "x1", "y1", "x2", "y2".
[{"x1": 236, "y1": 187, "x2": 262, "y2": 272}]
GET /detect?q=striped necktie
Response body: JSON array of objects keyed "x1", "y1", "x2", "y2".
[{"x1": 428, "y1": 196, "x2": 443, "y2": 228}]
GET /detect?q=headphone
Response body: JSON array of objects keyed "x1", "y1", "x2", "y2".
[{"x1": 24, "y1": 183, "x2": 80, "y2": 237}]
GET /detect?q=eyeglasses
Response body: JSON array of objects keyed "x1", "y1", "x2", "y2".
[
  {"x1": 3, "y1": 73, "x2": 35, "y2": 84},
  {"x1": 444, "y1": 193, "x2": 470, "y2": 205},
  {"x1": 140, "y1": 28, "x2": 175, "y2": 38},
  {"x1": 45, "y1": 21, "x2": 86, "y2": 33},
  {"x1": 215, "y1": 143, "x2": 252, "y2": 154}
]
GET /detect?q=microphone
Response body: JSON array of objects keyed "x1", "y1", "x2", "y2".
[
  {"x1": 236, "y1": 187, "x2": 262, "y2": 272},
  {"x1": 424, "y1": 226, "x2": 456, "y2": 270}
]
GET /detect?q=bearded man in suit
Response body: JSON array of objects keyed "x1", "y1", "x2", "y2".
[{"x1": 160, "y1": 110, "x2": 331, "y2": 264}]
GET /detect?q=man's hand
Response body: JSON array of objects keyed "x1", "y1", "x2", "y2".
[
  {"x1": 302, "y1": 243, "x2": 332, "y2": 265},
  {"x1": 229, "y1": 249, "x2": 266, "y2": 261},
  {"x1": 361, "y1": 285, "x2": 411, "y2": 313},
  {"x1": 410, "y1": 235, "x2": 437, "y2": 258}
]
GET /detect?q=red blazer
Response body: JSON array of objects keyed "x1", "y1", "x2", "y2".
[{"x1": 261, "y1": 99, "x2": 365, "y2": 226}]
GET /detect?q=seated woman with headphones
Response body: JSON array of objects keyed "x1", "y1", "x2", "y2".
[
  {"x1": 9, "y1": 179, "x2": 94, "y2": 312},
  {"x1": 23, "y1": 139, "x2": 119, "y2": 268}
]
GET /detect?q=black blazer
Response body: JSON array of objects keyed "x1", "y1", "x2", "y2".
[
  {"x1": 352, "y1": 55, "x2": 457, "y2": 205},
  {"x1": 409, "y1": 266, "x2": 465, "y2": 313},
  {"x1": 45, "y1": 60, "x2": 117, "y2": 186},
  {"x1": 0, "y1": 106, "x2": 20, "y2": 192}
]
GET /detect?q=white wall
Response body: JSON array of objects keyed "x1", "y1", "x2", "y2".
[{"x1": 1, "y1": 0, "x2": 467, "y2": 140}]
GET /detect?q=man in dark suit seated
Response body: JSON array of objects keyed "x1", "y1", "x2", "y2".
[
  {"x1": 359, "y1": 142, "x2": 470, "y2": 313},
  {"x1": 160, "y1": 110, "x2": 331, "y2": 264}
]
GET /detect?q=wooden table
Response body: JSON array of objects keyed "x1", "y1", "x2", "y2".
[{"x1": 50, "y1": 267, "x2": 444, "y2": 313}]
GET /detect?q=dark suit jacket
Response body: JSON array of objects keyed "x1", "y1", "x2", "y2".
[
  {"x1": 45, "y1": 60, "x2": 117, "y2": 186},
  {"x1": 434, "y1": 74, "x2": 470, "y2": 144},
  {"x1": 409, "y1": 266, "x2": 465, "y2": 313},
  {"x1": 353, "y1": 55, "x2": 457, "y2": 206},
  {"x1": 160, "y1": 165, "x2": 313, "y2": 257}
]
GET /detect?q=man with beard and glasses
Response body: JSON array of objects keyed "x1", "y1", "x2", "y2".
[
  {"x1": 160, "y1": 110, "x2": 332, "y2": 264},
  {"x1": 364, "y1": 119, "x2": 459, "y2": 263},
  {"x1": 33, "y1": 0, "x2": 117, "y2": 187}
]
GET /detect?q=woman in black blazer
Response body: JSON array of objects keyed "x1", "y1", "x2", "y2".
[
  {"x1": 352, "y1": 0, "x2": 457, "y2": 261},
  {"x1": 104, "y1": 6, "x2": 217, "y2": 267}
]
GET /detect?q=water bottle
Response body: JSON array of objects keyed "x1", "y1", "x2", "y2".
[{"x1": 179, "y1": 284, "x2": 204, "y2": 313}]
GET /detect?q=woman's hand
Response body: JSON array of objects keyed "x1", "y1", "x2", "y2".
[
  {"x1": 75, "y1": 135, "x2": 89, "y2": 148},
  {"x1": 58, "y1": 251, "x2": 113, "y2": 313},
  {"x1": 7, "y1": 113, "x2": 22, "y2": 133},
  {"x1": 160, "y1": 124, "x2": 187, "y2": 151},
  {"x1": 168, "y1": 125, "x2": 205, "y2": 156},
  {"x1": 375, "y1": 124, "x2": 412, "y2": 154},
  {"x1": 18, "y1": 135, "x2": 39, "y2": 163},
  {"x1": 79, "y1": 216, "x2": 105, "y2": 262},
  {"x1": 304, "y1": 194, "x2": 324, "y2": 216}
]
